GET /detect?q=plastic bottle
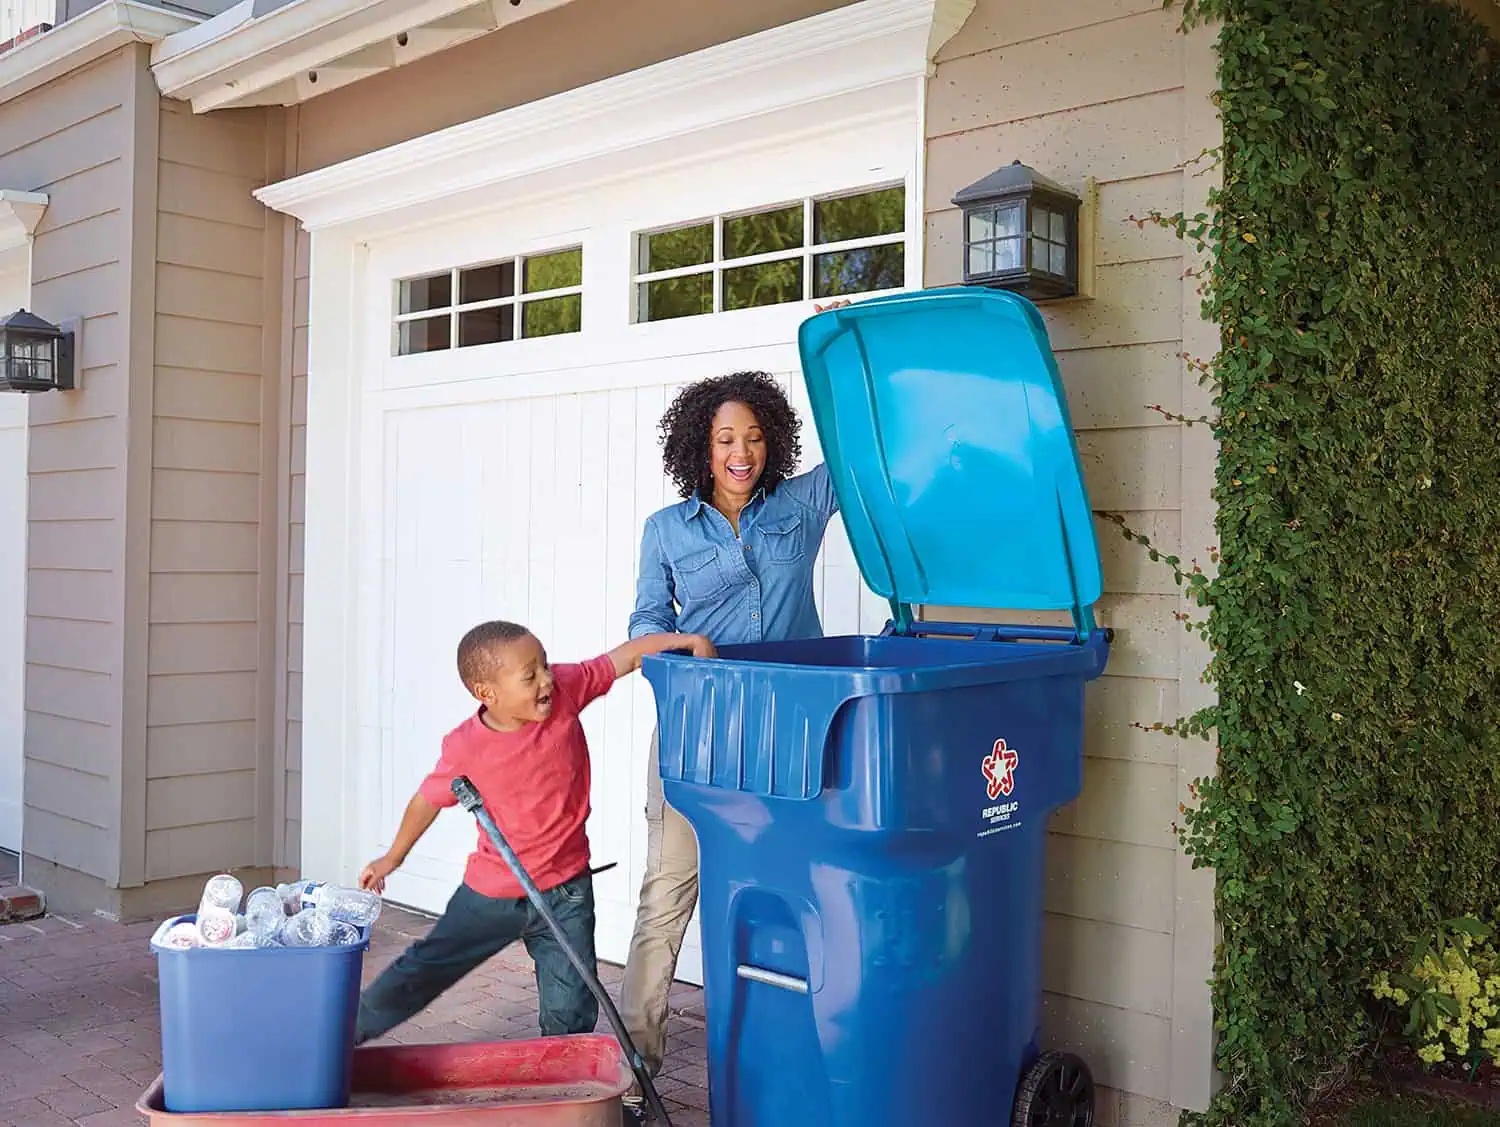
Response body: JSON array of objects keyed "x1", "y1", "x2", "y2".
[
  {"x1": 279, "y1": 907, "x2": 336, "y2": 947},
  {"x1": 243, "y1": 886, "x2": 285, "y2": 940},
  {"x1": 160, "y1": 921, "x2": 201, "y2": 950},
  {"x1": 195, "y1": 906, "x2": 239, "y2": 946},
  {"x1": 200, "y1": 873, "x2": 243, "y2": 911},
  {"x1": 274, "y1": 878, "x2": 320, "y2": 914},
  {"x1": 327, "y1": 920, "x2": 361, "y2": 947},
  {"x1": 195, "y1": 874, "x2": 245, "y2": 946},
  {"x1": 311, "y1": 885, "x2": 383, "y2": 927}
]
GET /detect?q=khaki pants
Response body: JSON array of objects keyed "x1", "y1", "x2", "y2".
[{"x1": 619, "y1": 731, "x2": 699, "y2": 1077}]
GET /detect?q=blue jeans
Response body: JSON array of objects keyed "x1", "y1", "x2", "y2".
[{"x1": 355, "y1": 873, "x2": 598, "y2": 1043}]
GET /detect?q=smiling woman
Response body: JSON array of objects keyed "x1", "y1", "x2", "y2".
[{"x1": 616, "y1": 370, "x2": 841, "y2": 1104}]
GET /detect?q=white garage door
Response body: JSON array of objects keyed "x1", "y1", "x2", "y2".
[
  {"x1": 353, "y1": 119, "x2": 918, "y2": 978},
  {"x1": 0, "y1": 249, "x2": 28, "y2": 854}
]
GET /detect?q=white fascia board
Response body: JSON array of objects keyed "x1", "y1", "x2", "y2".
[
  {"x1": 256, "y1": 0, "x2": 975, "y2": 233},
  {"x1": 0, "y1": 1, "x2": 197, "y2": 105},
  {"x1": 151, "y1": 0, "x2": 573, "y2": 114}
]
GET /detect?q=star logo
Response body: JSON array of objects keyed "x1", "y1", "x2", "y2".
[{"x1": 982, "y1": 739, "x2": 1019, "y2": 800}]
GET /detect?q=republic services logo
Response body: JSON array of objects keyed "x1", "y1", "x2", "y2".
[{"x1": 982, "y1": 738, "x2": 1019, "y2": 800}]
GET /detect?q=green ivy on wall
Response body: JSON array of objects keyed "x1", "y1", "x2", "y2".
[{"x1": 1144, "y1": 2, "x2": 1500, "y2": 1124}]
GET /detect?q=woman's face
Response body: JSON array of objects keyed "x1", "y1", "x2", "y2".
[{"x1": 708, "y1": 400, "x2": 767, "y2": 504}]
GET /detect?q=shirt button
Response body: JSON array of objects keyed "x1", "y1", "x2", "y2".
[{"x1": 751, "y1": 612, "x2": 760, "y2": 620}]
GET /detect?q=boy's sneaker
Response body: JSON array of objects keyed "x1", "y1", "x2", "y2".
[{"x1": 620, "y1": 1092, "x2": 648, "y2": 1125}]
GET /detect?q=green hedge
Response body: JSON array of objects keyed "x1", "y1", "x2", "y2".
[{"x1": 1155, "y1": 2, "x2": 1500, "y2": 1124}]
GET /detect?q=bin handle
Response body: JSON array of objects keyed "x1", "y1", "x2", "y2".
[
  {"x1": 736, "y1": 964, "x2": 810, "y2": 994},
  {"x1": 880, "y1": 621, "x2": 1110, "y2": 645}
]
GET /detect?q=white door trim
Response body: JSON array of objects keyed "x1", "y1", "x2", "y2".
[{"x1": 262, "y1": 0, "x2": 952, "y2": 890}]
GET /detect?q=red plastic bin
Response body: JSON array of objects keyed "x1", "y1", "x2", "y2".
[{"x1": 136, "y1": 1036, "x2": 632, "y2": 1126}]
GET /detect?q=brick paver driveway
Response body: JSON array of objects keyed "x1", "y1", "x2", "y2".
[{"x1": 0, "y1": 856, "x2": 710, "y2": 1126}]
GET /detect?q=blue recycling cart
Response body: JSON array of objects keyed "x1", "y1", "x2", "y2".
[{"x1": 641, "y1": 286, "x2": 1111, "y2": 1127}]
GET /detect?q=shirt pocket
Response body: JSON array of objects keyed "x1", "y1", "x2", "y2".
[
  {"x1": 758, "y1": 514, "x2": 806, "y2": 565},
  {"x1": 672, "y1": 546, "x2": 729, "y2": 602}
]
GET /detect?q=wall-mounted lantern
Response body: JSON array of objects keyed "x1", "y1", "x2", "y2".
[
  {"x1": 0, "y1": 309, "x2": 75, "y2": 393},
  {"x1": 952, "y1": 161, "x2": 1082, "y2": 301}
]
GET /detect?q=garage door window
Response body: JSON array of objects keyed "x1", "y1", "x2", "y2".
[
  {"x1": 393, "y1": 246, "x2": 583, "y2": 355},
  {"x1": 634, "y1": 185, "x2": 905, "y2": 323}
]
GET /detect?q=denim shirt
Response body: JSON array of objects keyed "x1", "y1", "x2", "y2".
[{"x1": 628, "y1": 464, "x2": 841, "y2": 645}]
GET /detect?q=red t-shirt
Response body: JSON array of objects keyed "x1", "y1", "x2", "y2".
[{"x1": 418, "y1": 654, "x2": 617, "y2": 898}]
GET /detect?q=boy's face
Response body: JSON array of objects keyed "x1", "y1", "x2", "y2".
[{"x1": 471, "y1": 633, "x2": 556, "y2": 727}]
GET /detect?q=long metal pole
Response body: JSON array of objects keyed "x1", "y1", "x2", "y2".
[{"x1": 452, "y1": 775, "x2": 674, "y2": 1126}]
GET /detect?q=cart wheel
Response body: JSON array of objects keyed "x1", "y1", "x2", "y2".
[{"x1": 1011, "y1": 1050, "x2": 1095, "y2": 1127}]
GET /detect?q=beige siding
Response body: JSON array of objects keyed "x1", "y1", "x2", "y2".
[
  {"x1": 926, "y1": 1, "x2": 1218, "y2": 1118},
  {"x1": 3, "y1": 48, "x2": 138, "y2": 890},
  {"x1": 146, "y1": 100, "x2": 285, "y2": 882},
  {"x1": 275, "y1": 0, "x2": 860, "y2": 871}
]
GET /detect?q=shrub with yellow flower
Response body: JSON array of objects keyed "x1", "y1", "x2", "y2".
[{"x1": 1371, "y1": 917, "x2": 1500, "y2": 1074}]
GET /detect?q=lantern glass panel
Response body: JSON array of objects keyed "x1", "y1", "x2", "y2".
[{"x1": 30, "y1": 358, "x2": 52, "y2": 387}]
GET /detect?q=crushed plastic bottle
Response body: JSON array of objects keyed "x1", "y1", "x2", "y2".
[
  {"x1": 326, "y1": 920, "x2": 361, "y2": 947},
  {"x1": 195, "y1": 906, "x2": 239, "y2": 947},
  {"x1": 160, "y1": 921, "x2": 201, "y2": 950},
  {"x1": 243, "y1": 886, "x2": 286, "y2": 940},
  {"x1": 279, "y1": 907, "x2": 336, "y2": 947},
  {"x1": 200, "y1": 873, "x2": 243, "y2": 911},
  {"x1": 195, "y1": 873, "x2": 245, "y2": 946},
  {"x1": 275, "y1": 879, "x2": 320, "y2": 914},
  {"x1": 312, "y1": 885, "x2": 383, "y2": 927},
  {"x1": 277, "y1": 880, "x2": 382, "y2": 927}
]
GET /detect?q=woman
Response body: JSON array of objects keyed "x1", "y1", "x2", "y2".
[{"x1": 619, "y1": 369, "x2": 840, "y2": 1099}]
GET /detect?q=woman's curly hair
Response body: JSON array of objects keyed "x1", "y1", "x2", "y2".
[{"x1": 659, "y1": 371, "x2": 803, "y2": 500}]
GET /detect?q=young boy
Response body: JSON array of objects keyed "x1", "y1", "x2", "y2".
[{"x1": 353, "y1": 619, "x2": 715, "y2": 1046}]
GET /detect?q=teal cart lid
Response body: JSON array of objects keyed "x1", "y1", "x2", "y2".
[{"x1": 797, "y1": 286, "x2": 1104, "y2": 641}]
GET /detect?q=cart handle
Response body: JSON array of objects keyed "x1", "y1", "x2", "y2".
[{"x1": 880, "y1": 621, "x2": 1115, "y2": 645}]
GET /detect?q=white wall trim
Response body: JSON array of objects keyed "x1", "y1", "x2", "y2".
[
  {"x1": 0, "y1": 1, "x2": 197, "y2": 106},
  {"x1": 256, "y1": 0, "x2": 972, "y2": 234},
  {"x1": 0, "y1": 191, "x2": 47, "y2": 257},
  {"x1": 150, "y1": 0, "x2": 574, "y2": 114}
]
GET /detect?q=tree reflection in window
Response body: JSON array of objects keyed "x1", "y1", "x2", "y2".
[{"x1": 634, "y1": 184, "x2": 907, "y2": 323}]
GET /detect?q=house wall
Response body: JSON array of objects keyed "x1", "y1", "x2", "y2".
[
  {"x1": 276, "y1": 0, "x2": 861, "y2": 870},
  {"x1": 924, "y1": 2, "x2": 1219, "y2": 1120},
  {"x1": 144, "y1": 99, "x2": 286, "y2": 892},
  {"x1": 4, "y1": 45, "x2": 150, "y2": 908},
  {"x1": 3, "y1": 39, "x2": 286, "y2": 915}
]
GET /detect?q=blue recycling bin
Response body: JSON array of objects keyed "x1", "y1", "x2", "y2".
[{"x1": 641, "y1": 287, "x2": 1111, "y2": 1127}]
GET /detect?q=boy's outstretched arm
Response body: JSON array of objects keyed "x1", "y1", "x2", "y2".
[
  {"x1": 608, "y1": 632, "x2": 716, "y2": 678},
  {"x1": 360, "y1": 792, "x2": 440, "y2": 892}
]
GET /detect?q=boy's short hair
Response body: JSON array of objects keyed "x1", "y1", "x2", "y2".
[{"x1": 457, "y1": 620, "x2": 532, "y2": 687}]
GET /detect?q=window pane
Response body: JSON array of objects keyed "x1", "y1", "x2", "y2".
[
  {"x1": 397, "y1": 315, "x2": 451, "y2": 355},
  {"x1": 640, "y1": 224, "x2": 713, "y2": 273},
  {"x1": 723, "y1": 258, "x2": 802, "y2": 311},
  {"x1": 29, "y1": 358, "x2": 52, "y2": 386},
  {"x1": 813, "y1": 186, "x2": 905, "y2": 244},
  {"x1": 460, "y1": 261, "x2": 515, "y2": 304},
  {"x1": 458, "y1": 307, "x2": 515, "y2": 347},
  {"x1": 995, "y1": 237, "x2": 1023, "y2": 272},
  {"x1": 1050, "y1": 210, "x2": 1069, "y2": 243},
  {"x1": 523, "y1": 248, "x2": 583, "y2": 294},
  {"x1": 521, "y1": 294, "x2": 582, "y2": 338},
  {"x1": 1049, "y1": 242, "x2": 1069, "y2": 276},
  {"x1": 813, "y1": 243, "x2": 904, "y2": 298},
  {"x1": 640, "y1": 273, "x2": 713, "y2": 321},
  {"x1": 1031, "y1": 207, "x2": 1051, "y2": 238},
  {"x1": 966, "y1": 242, "x2": 994, "y2": 276},
  {"x1": 398, "y1": 272, "x2": 451, "y2": 314},
  {"x1": 723, "y1": 205, "x2": 803, "y2": 260}
]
